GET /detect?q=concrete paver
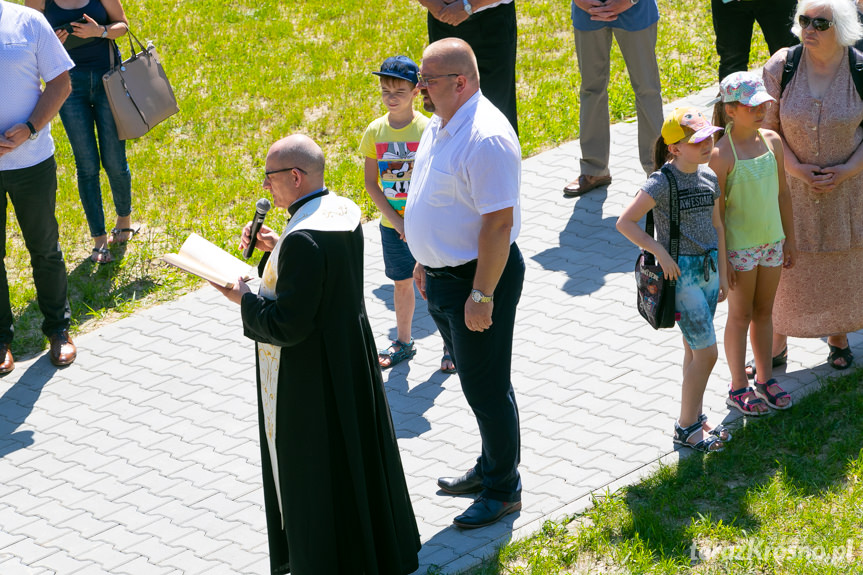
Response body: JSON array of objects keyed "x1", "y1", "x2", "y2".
[{"x1": 1, "y1": 84, "x2": 861, "y2": 574}]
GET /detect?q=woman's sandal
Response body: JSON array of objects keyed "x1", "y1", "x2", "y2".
[
  {"x1": 754, "y1": 378, "x2": 792, "y2": 410},
  {"x1": 440, "y1": 345, "x2": 456, "y2": 374},
  {"x1": 745, "y1": 346, "x2": 788, "y2": 379},
  {"x1": 674, "y1": 419, "x2": 724, "y2": 453},
  {"x1": 108, "y1": 226, "x2": 140, "y2": 245},
  {"x1": 90, "y1": 246, "x2": 113, "y2": 265},
  {"x1": 378, "y1": 338, "x2": 416, "y2": 369},
  {"x1": 698, "y1": 413, "x2": 731, "y2": 442},
  {"x1": 827, "y1": 344, "x2": 854, "y2": 370},
  {"x1": 726, "y1": 386, "x2": 768, "y2": 416}
]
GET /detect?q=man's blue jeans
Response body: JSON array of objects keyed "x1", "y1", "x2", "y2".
[
  {"x1": 425, "y1": 242, "x2": 525, "y2": 502},
  {"x1": 0, "y1": 157, "x2": 71, "y2": 343},
  {"x1": 59, "y1": 67, "x2": 132, "y2": 238}
]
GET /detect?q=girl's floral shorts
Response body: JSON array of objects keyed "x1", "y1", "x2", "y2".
[{"x1": 727, "y1": 240, "x2": 783, "y2": 272}]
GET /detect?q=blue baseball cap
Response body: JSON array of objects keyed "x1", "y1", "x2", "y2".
[{"x1": 373, "y1": 55, "x2": 419, "y2": 85}]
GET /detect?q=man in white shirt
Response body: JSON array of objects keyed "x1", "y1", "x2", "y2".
[
  {"x1": 405, "y1": 38, "x2": 524, "y2": 529},
  {"x1": 0, "y1": 0, "x2": 76, "y2": 372}
]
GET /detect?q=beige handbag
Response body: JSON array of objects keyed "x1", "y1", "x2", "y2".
[{"x1": 102, "y1": 30, "x2": 179, "y2": 140}]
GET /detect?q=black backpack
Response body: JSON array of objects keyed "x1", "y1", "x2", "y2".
[{"x1": 780, "y1": 43, "x2": 863, "y2": 99}]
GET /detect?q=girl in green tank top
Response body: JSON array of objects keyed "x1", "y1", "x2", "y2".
[{"x1": 710, "y1": 71, "x2": 798, "y2": 417}]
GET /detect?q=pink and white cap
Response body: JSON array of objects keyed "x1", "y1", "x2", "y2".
[{"x1": 661, "y1": 107, "x2": 723, "y2": 145}]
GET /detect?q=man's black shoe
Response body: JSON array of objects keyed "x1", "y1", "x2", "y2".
[
  {"x1": 437, "y1": 468, "x2": 482, "y2": 495},
  {"x1": 453, "y1": 496, "x2": 522, "y2": 529}
]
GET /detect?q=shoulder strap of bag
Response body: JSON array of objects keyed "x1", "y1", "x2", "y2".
[
  {"x1": 107, "y1": 27, "x2": 147, "y2": 71},
  {"x1": 780, "y1": 44, "x2": 863, "y2": 101},
  {"x1": 849, "y1": 46, "x2": 863, "y2": 101},
  {"x1": 660, "y1": 165, "x2": 680, "y2": 263},
  {"x1": 780, "y1": 44, "x2": 803, "y2": 97}
]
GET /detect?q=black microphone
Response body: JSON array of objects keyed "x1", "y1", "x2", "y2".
[{"x1": 243, "y1": 198, "x2": 271, "y2": 259}]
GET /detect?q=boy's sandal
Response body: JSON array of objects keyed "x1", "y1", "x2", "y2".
[
  {"x1": 378, "y1": 338, "x2": 416, "y2": 369},
  {"x1": 441, "y1": 345, "x2": 456, "y2": 374},
  {"x1": 827, "y1": 344, "x2": 854, "y2": 370},
  {"x1": 673, "y1": 419, "x2": 724, "y2": 453},
  {"x1": 698, "y1": 413, "x2": 731, "y2": 442},
  {"x1": 754, "y1": 378, "x2": 792, "y2": 410},
  {"x1": 745, "y1": 346, "x2": 788, "y2": 379},
  {"x1": 90, "y1": 246, "x2": 113, "y2": 265},
  {"x1": 108, "y1": 226, "x2": 140, "y2": 245},
  {"x1": 726, "y1": 386, "x2": 768, "y2": 416}
]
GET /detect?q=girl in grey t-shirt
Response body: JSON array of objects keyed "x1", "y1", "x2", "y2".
[{"x1": 616, "y1": 107, "x2": 730, "y2": 454}]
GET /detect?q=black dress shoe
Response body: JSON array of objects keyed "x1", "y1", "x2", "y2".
[
  {"x1": 453, "y1": 496, "x2": 522, "y2": 529},
  {"x1": 437, "y1": 468, "x2": 483, "y2": 495}
]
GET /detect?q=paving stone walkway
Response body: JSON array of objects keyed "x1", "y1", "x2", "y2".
[{"x1": 1, "y1": 85, "x2": 860, "y2": 575}]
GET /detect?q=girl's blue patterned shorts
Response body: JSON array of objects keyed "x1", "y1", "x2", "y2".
[{"x1": 675, "y1": 250, "x2": 719, "y2": 351}]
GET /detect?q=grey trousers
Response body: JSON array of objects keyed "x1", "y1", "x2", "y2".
[{"x1": 573, "y1": 23, "x2": 663, "y2": 176}]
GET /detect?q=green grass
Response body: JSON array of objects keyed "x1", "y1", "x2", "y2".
[
  {"x1": 6, "y1": 0, "x2": 760, "y2": 357},
  {"x1": 464, "y1": 369, "x2": 863, "y2": 575}
]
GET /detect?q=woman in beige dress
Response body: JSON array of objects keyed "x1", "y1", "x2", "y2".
[{"x1": 760, "y1": 0, "x2": 863, "y2": 371}]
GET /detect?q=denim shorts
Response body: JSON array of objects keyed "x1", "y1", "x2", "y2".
[
  {"x1": 727, "y1": 240, "x2": 783, "y2": 272},
  {"x1": 380, "y1": 224, "x2": 416, "y2": 281},
  {"x1": 675, "y1": 250, "x2": 719, "y2": 351}
]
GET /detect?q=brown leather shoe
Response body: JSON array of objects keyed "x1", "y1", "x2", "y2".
[
  {"x1": 49, "y1": 330, "x2": 77, "y2": 367},
  {"x1": 563, "y1": 174, "x2": 612, "y2": 197},
  {"x1": 0, "y1": 343, "x2": 13, "y2": 375}
]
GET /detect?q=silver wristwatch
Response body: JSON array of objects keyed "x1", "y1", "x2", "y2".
[
  {"x1": 25, "y1": 121, "x2": 38, "y2": 141},
  {"x1": 470, "y1": 289, "x2": 493, "y2": 303},
  {"x1": 463, "y1": 0, "x2": 473, "y2": 16},
  {"x1": 101, "y1": 25, "x2": 109, "y2": 38}
]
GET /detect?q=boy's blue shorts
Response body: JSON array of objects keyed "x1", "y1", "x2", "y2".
[
  {"x1": 380, "y1": 224, "x2": 416, "y2": 281},
  {"x1": 675, "y1": 250, "x2": 719, "y2": 351}
]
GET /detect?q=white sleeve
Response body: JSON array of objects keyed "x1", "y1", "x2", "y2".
[{"x1": 465, "y1": 134, "x2": 521, "y2": 215}]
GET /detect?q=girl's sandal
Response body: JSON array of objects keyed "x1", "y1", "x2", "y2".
[
  {"x1": 378, "y1": 338, "x2": 416, "y2": 369},
  {"x1": 754, "y1": 378, "x2": 792, "y2": 410},
  {"x1": 674, "y1": 419, "x2": 724, "y2": 453},
  {"x1": 726, "y1": 386, "x2": 768, "y2": 416},
  {"x1": 698, "y1": 413, "x2": 731, "y2": 442}
]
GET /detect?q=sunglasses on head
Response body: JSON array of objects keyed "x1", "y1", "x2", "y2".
[{"x1": 799, "y1": 14, "x2": 834, "y2": 32}]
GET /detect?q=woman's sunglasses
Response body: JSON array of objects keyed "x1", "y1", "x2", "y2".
[{"x1": 798, "y1": 15, "x2": 834, "y2": 32}]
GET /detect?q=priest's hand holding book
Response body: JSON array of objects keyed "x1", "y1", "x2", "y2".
[
  {"x1": 209, "y1": 276, "x2": 250, "y2": 304},
  {"x1": 210, "y1": 221, "x2": 280, "y2": 304}
]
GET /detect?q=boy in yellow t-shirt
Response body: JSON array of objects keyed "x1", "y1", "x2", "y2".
[{"x1": 360, "y1": 56, "x2": 453, "y2": 372}]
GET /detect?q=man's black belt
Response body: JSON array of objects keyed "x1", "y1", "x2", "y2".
[{"x1": 424, "y1": 259, "x2": 477, "y2": 280}]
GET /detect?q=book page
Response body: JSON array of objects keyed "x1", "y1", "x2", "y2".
[{"x1": 161, "y1": 233, "x2": 253, "y2": 288}]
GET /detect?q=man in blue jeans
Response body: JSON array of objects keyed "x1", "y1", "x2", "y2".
[
  {"x1": 0, "y1": 0, "x2": 77, "y2": 373},
  {"x1": 406, "y1": 38, "x2": 525, "y2": 529}
]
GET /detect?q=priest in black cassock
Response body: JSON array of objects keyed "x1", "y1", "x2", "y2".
[{"x1": 211, "y1": 134, "x2": 421, "y2": 574}]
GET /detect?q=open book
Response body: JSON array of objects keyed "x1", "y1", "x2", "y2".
[{"x1": 161, "y1": 233, "x2": 254, "y2": 288}]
